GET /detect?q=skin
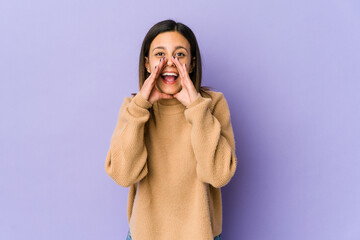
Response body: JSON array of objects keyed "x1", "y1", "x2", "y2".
[{"x1": 140, "y1": 31, "x2": 199, "y2": 107}]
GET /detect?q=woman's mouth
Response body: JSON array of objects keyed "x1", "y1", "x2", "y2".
[{"x1": 161, "y1": 72, "x2": 178, "y2": 85}]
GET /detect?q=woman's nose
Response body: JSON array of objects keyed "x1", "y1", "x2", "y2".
[{"x1": 166, "y1": 57, "x2": 175, "y2": 66}]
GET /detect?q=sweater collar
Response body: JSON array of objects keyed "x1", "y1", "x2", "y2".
[{"x1": 153, "y1": 98, "x2": 186, "y2": 115}]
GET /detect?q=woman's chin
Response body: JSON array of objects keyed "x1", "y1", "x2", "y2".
[{"x1": 156, "y1": 83, "x2": 181, "y2": 95}]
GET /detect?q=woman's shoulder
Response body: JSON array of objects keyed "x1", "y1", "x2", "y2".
[
  {"x1": 200, "y1": 89, "x2": 227, "y2": 112},
  {"x1": 124, "y1": 92, "x2": 142, "y2": 103},
  {"x1": 201, "y1": 89, "x2": 224, "y2": 99},
  {"x1": 124, "y1": 89, "x2": 224, "y2": 99}
]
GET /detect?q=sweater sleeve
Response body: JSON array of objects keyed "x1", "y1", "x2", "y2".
[
  {"x1": 184, "y1": 92, "x2": 237, "y2": 188},
  {"x1": 105, "y1": 92, "x2": 153, "y2": 187}
]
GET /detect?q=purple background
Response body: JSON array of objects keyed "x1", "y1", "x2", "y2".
[{"x1": 1, "y1": 0, "x2": 359, "y2": 239}]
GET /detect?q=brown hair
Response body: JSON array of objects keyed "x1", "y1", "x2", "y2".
[{"x1": 131, "y1": 19, "x2": 214, "y2": 97}]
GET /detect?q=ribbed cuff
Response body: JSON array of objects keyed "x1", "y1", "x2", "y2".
[{"x1": 133, "y1": 92, "x2": 153, "y2": 109}]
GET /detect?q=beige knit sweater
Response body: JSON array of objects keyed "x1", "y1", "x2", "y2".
[{"x1": 105, "y1": 89, "x2": 237, "y2": 239}]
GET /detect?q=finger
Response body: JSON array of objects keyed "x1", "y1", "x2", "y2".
[
  {"x1": 173, "y1": 57, "x2": 185, "y2": 79},
  {"x1": 174, "y1": 57, "x2": 191, "y2": 88},
  {"x1": 147, "y1": 57, "x2": 165, "y2": 86},
  {"x1": 183, "y1": 63, "x2": 187, "y2": 74},
  {"x1": 176, "y1": 58, "x2": 192, "y2": 88},
  {"x1": 146, "y1": 65, "x2": 159, "y2": 88},
  {"x1": 154, "y1": 57, "x2": 168, "y2": 80},
  {"x1": 146, "y1": 61, "x2": 158, "y2": 83},
  {"x1": 182, "y1": 63, "x2": 191, "y2": 87}
]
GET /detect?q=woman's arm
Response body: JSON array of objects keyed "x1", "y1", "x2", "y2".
[
  {"x1": 105, "y1": 92, "x2": 152, "y2": 187},
  {"x1": 184, "y1": 92, "x2": 237, "y2": 188}
]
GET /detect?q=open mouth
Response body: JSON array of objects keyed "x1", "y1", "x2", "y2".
[{"x1": 161, "y1": 72, "x2": 179, "y2": 84}]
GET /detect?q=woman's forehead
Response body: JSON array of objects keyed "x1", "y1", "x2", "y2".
[{"x1": 150, "y1": 31, "x2": 190, "y2": 50}]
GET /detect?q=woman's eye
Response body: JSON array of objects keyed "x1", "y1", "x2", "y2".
[
  {"x1": 155, "y1": 52, "x2": 185, "y2": 57},
  {"x1": 175, "y1": 53, "x2": 185, "y2": 57}
]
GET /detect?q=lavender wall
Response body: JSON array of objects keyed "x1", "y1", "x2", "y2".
[{"x1": 1, "y1": 0, "x2": 359, "y2": 239}]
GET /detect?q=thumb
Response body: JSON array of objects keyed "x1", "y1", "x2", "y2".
[
  {"x1": 173, "y1": 93, "x2": 179, "y2": 99},
  {"x1": 162, "y1": 93, "x2": 174, "y2": 99}
]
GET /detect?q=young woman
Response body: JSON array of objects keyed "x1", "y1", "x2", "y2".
[{"x1": 105, "y1": 19, "x2": 237, "y2": 240}]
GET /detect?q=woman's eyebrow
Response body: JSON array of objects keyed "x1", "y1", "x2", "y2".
[{"x1": 152, "y1": 46, "x2": 188, "y2": 53}]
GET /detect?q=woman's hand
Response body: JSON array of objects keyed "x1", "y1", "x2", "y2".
[
  {"x1": 172, "y1": 56, "x2": 199, "y2": 107},
  {"x1": 140, "y1": 57, "x2": 174, "y2": 104}
]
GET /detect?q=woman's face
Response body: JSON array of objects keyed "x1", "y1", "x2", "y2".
[{"x1": 145, "y1": 31, "x2": 195, "y2": 95}]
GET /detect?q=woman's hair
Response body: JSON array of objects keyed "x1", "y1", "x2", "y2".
[{"x1": 131, "y1": 19, "x2": 213, "y2": 97}]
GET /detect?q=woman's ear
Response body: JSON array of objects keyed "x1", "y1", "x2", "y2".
[
  {"x1": 144, "y1": 56, "x2": 151, "y2": 73},
  {"x1": 189, "y1": 57, "x2": 196, "y2": 73}
]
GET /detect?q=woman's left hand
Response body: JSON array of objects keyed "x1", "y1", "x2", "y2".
[{"x1": 172, "y1": 56, "x2": 199, "y2": 107}]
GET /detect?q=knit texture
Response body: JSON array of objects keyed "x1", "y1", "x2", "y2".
[{"x1": 105, "y1": 90, "x2": 237, "y2": 239}]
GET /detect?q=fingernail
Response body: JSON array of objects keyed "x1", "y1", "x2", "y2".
[
  {"x1": 155, "y1": 65, "x2": 157, "y2": 69},
  {"x1": 160, "y1": 59, "x2": 161, "y2": 62},
  {"x1": 163, "y1": 57, "x2": 165, "y2": 60},
  {"x1": 177, "y1": 57, "x2": 179, "y2": 61},
  {"x1": 172, "y1": 56, "x2": 175, "y2": 59},
  {"x1": 185, "y1": 64, "x2": 186, "y2": 67}
]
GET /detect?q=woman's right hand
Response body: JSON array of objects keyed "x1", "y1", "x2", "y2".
[{"x1": 140, "y1": 57, "x2": 174, "y2": 104}]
